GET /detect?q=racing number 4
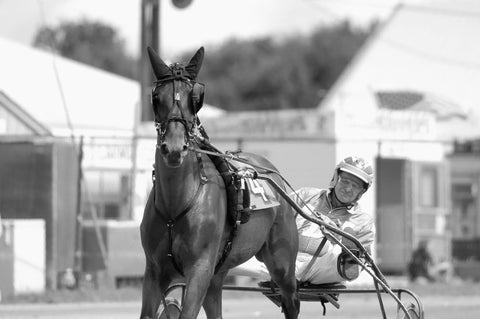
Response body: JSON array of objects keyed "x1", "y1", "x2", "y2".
[{"x1": 247, "y1": 179, "x2": 269, "y2": 202}]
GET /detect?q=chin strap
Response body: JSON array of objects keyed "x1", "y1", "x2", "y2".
[{"x1": 330, "y1": 190, "x2": 355, "y2": 209}]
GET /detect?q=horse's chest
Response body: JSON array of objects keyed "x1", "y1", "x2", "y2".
[{"x1": 149, "y1": 217, "x2": 220, "y2": 260}]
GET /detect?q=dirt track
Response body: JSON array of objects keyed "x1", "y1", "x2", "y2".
[{"x1": 1, "y1": 294, "x2": 479, "y2": 318}]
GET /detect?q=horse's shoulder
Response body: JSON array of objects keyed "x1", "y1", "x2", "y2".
[{"x1": 201, "y1": 153, "x2": 228, "y2": 187}]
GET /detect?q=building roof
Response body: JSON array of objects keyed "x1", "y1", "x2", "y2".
[
  {"x1": 318, "y1": 0, "x2": 480, "y2": 141},
  {"x1": 0, "y1": 91, "x2": 51, "y2": 135},
  {"x1": 0, "y1": 37, "x2": 224, "y2": 138},
  {"x1": 0, "y1": 37, "x2": 138, "y2": 137}
]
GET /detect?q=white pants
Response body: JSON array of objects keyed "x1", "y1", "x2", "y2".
[{"x1": 230, "y1": 240, "x2": 351, "y2": 284}]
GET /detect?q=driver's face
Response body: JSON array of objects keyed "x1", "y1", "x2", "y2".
[{"x1": 334, "y1": 172, "x2": 365, "y2": 204}]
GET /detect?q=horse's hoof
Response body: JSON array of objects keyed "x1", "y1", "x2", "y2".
[{"x1": 156, "y1": 297, "x2": 182, "y2": 319}]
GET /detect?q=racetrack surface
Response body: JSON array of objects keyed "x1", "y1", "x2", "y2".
[{"x1": 1, "y1": 294, "x2": 479, "y2": 318}]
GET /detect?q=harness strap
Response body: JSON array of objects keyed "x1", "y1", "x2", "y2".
[
  {"x1": 154, "y1": 176, "x2": 206, "y2": 276},
  {"x1": 154, "y1": 79, "x2": 198, "y2": 146},
  {"x1": 196, "y1": 152, "x2": 208, "y2": 183},
  {"x1": 166, "y1": 221, "x2": 183, "y2": 276},
  {"x1": 321, "y1": 301, "x2": 327, "y2": 316},
  {"x1": 152, "y1": 144, "x2": 244, "y2": 276},
  {"x1": 214, "y1": 211, "x2": 239, "y2": 274},
  {"x1": 154, "y1": 152, "x2": 237, "y2": 276},
  {"x1": 298, "y1": 237, "x2": 328, "y2": 282}
]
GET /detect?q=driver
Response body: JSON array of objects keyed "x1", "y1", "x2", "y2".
[{"x1": 230, "y1": 156, "x2": 375, "y2": 284}]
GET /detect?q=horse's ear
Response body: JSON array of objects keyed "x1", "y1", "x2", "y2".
[
  {"x1": 147, "y1": 46, "x2": 171, "y2": 80},
  {"x1": 185, "y1": 47, "x2": 204, "y2": 80}
]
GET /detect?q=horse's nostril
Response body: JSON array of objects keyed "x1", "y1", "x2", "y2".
[
  {"x1": 160, "y1": 143, "x2": 169, "y2": 154},
  {"x1": 182, "y1": 145, "x2": 188, "y2": 152}
]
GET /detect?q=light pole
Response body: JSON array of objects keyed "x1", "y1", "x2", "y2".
[{"x1": 139, "y1": 0, "x2": 193, "y2": 122}]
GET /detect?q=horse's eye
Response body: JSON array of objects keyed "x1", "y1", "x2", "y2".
[{"x1": 152, "y1": 95, "x2": 160, "y2": 105}]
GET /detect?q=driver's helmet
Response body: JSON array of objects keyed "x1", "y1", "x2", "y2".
[{"x1": 329, "y1": 156, "x2": 374, "y2": 191}]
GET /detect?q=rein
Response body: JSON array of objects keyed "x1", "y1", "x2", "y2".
[{"x1": 189, "y1": 144, "x2": 286, "y2": 182}]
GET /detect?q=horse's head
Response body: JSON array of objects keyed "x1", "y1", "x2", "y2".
[{"x1": 148, "y1": 47, "x2": 205, "y2": 168}]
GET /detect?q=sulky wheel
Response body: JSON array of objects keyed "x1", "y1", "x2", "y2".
[{"x1": 396, "y1": 302, "x2": 422, "y2": 319}]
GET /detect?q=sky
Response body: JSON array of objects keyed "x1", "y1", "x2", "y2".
[{"x1": 0, "y1": 0, "x2": 421, "y2": 58}]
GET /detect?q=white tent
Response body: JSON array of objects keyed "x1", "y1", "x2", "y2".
[
  {"x1": 0, "y1": 37, "x2": 224, "y2": 138},
  {"x1": 0, "y1": 37, "x2": 138, "y2": 137}
]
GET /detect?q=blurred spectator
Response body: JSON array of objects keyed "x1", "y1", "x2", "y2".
[
  {"x1": 408, "y1": 240, "x2": 435, "y2": 282},
  {"x1": 430, "y1": 257, "x2": 454, "y2": 283},
  {"x1": 59, "y1": 268, "x2": 77, "y2": 289},
  {"x1": 408, "y1": 240, "x2": 453, "y2": 283}
]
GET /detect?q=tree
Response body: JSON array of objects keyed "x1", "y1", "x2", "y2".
[
  {"x1": 179, "y1": 20, "x2": 373, "y2": 111},
  {"x1": 32, "y1": 18, "x2": 372, "y2": 111},
  {"x1": 33, "y1": 19, "x2": 138, "y2": 80}
]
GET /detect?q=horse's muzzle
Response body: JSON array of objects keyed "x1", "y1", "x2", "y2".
[{"x1": 159, "y1": 142, "x2": 188, "y2": 167}]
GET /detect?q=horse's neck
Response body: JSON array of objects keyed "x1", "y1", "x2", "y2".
[{"x1": 154, "y1": 153, "x2": 200, "y2": 217}]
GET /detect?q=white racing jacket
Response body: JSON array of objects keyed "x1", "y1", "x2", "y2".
[
  {"x1": 229, "y1": 187, "x2": 375, "y2": 284},
  {"x1": 291, "y1": 187, "x2": 375, "y2": 284}
]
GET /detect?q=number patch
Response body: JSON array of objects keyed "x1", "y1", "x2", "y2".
[{"x1": 247, "y1": 179, "x2": 269, "y2": 202}]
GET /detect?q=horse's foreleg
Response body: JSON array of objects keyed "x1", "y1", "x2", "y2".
[
  {"x1": 140, "y1": 263, "x2": 170, "y2": 319},
  {"x1": 180, "y1": 260, "x2": 216, "y2": 319},
  {"x1": 202, "y1": 271, "x2": 227, "y2": 319},
  {"x1": 262, "y1": 215, "x2": 300, "y2": 319}
]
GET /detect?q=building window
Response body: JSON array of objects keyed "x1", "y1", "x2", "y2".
[
  {"x1": 461, "y1": 225, "x2": 469, "y2": 237},
  {"x1": 104, "y1": 203, "x2": 120, "y2": 219},
  {"x1": 453, "y1": 183, "x2": 474, "y2": 199},
  {"x1": 419, "y1": 166, "x2": 438, "y2": 207},
  {"x1": 82, "y1": 170, "x2": 130, "y2": 220},
  {"x1": 460, "y1": 201, "x2": 472, "y2": 219}
]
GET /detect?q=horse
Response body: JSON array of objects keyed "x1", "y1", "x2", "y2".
[{"x1": 139, "y1": 46, "x2": 300, "y2": 319}]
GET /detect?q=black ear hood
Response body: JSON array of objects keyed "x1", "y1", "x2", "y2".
[
  {"x1": 147, "y1": 46, "x2": 204, "y2": 81},
  {"x1": 147, "y1": 46, "x2": 171, "y2": 80},
  {"x1": 185, "y1": 47, "x2": 204, "y2": 80}
]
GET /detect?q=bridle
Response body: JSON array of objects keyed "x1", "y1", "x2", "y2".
[
  {"x1": 150, "y1": 64, "x2": 209, "y2": 276},
  {"x1": 152, "y1": 63, "x2": 203, "y2": 147}
]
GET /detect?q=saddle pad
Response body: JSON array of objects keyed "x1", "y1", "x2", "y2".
[
  {"x1": 245, "y1": 177, "x2": 280, "y2": 211},
  {"x1": 228, "y1": 159, "x2": 280, "y2": 211}
]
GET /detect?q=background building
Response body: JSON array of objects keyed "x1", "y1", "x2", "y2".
[{"x1": 301, "y1": 2, "x2": 480, "y2": 273}]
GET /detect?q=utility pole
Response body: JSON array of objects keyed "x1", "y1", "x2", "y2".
[
  {"x1": 140, "y1": 0, "x2": 160, "y2": 122},
  {"x1": 129, "y1": 0, "x2": 161, "y2": 221},
  {"x1": 73, "y1": 136, "x2": 84, "y2": 281},
  {"x1": 139, "y1": 0, "x2": 193, "y2": 121}
]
